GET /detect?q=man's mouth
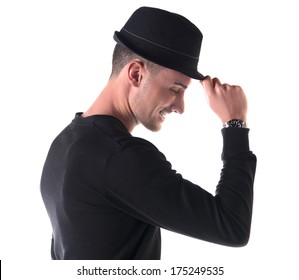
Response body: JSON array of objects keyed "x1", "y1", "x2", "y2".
[{"x1": 159, "y1": 110, "x2": 167, "y2": 120}]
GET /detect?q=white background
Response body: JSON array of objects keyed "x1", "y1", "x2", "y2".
[{"x1": 1, "y1": 0, "x2": 298, "y2": 279}]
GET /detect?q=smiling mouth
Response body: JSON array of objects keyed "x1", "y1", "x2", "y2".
[{"x1": 159, "y1": 110, "x2": 167, "y2": 121}]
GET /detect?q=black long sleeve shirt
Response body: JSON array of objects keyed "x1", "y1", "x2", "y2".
[{"x1": 40, "y1": 113, "x2": 257, "y2": 260}]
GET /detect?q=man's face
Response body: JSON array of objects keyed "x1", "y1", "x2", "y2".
[{"x1": 130, "y1": 68, "x2": 192, "y2": 131}]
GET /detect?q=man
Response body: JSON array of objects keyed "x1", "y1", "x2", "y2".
[{"x1": 40, "y1": 6, "x2": 257, "y2": 260}]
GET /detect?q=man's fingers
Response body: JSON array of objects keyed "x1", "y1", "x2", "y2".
[
  {"x1": 201, "y1": 76, "x2": 222, "y2": 98},
  {"x1": 200, "y1": 75, "x2": 213, "y2": 92},
  {"x1": 201, "y1": 77, "x2": 233, "y2": 96},
  {"x1": 212, "y1": 77, "x2": 221, "y2": 86},
  {"x1": 200, "y1": 76, "x2": 222, "y2": 90}
]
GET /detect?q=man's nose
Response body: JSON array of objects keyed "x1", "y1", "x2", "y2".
[{"x1": 171, "y1": 95, "x2": 185, "y2": 114}]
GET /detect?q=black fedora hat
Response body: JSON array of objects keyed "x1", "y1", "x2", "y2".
[{"x1": 113, "y1": 6, "x2": 204, "y2": 80}]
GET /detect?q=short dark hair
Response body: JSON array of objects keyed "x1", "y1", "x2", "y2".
[{"x1": 110, "y1": 44, "x2": 162, "y2": 77}]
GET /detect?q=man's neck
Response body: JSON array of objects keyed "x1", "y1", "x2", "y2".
[{"x1": 82, "y1": 79, "x2": 137, "y2": 133}]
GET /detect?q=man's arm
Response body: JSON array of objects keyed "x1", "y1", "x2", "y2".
[{"x1": 104, "y1": 137, "x2": 256, "y2": 246}]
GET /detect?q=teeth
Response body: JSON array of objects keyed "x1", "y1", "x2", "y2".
[{"x1": 160, "y1": 111, "x2": 166, "y2": 117}]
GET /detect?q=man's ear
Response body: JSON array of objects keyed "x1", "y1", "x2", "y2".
[{"x1": 128, "y1": 61, "x2": 144, "y2": 86}]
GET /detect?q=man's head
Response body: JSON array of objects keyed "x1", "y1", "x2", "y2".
[{"x1": 106, "y1": 6, "x2": 202, "y2": 132}]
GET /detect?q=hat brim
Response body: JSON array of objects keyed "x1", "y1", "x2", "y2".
[{"x1": 114, "y1": 31, "x2": 204, "y2": 80}]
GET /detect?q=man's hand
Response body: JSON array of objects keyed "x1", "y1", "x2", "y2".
[{"x1": 201, "y1": 76, "x2": 247, "y2": 124}]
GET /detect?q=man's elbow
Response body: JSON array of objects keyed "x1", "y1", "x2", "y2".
[
  {"x1": 233, "y1": 233, "x2": 250, "y2": 247},
  {"x1": 227, "y1": 227, "x2": 251, "y2": 247}
]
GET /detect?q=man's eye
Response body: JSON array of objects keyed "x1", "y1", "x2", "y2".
[{"x1": 170, "y1": 88, "x2": 180, "y2": 95}]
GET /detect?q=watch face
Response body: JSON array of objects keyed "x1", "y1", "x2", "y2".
[{"x1": 228, "y1": 119, "x2": 243, "y2": 127}]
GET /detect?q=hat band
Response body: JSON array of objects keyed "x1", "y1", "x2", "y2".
[{"x1": 122, "y1": 28, "x2": 199, "y2": 60}]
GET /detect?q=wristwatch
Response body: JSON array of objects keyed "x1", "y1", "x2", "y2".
[{"x1": 223, "y1": 119, "x2": 247, "y2": 128}]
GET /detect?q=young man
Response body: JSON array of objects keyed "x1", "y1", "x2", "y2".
[{"x1": 41, "y1": 6, "x2": 257, "y2": 260}]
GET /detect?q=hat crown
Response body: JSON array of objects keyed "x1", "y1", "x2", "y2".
[
  {"x1": 114, "y1": 6, "x2": 204, "y2": 79},
  {"x1": 122, "y1": 7, "x2": 203, "y2": 59}
]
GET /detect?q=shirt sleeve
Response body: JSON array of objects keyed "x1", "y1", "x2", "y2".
[{"x1": 104, "y1": 128, "x2": 257, "y2": 247}]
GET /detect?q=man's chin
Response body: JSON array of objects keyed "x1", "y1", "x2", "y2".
[{"x1": 143, "y1": 122, "x2": 162, "y2": 132}]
